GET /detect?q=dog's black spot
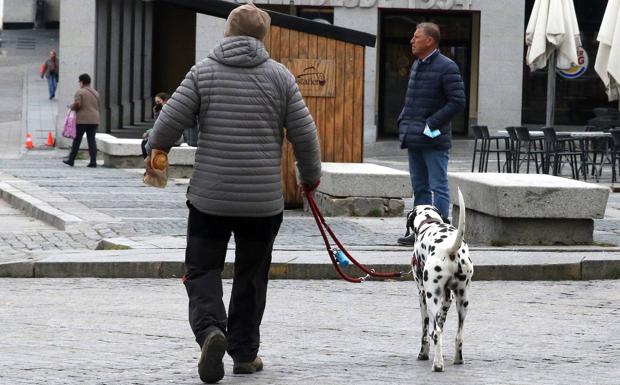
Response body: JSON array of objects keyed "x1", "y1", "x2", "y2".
[
  {"x1": 424, "y1": 317, "x2": 429, "y2": 325},
  {"x1": 442, "y1": 306, "x2": 449, "y2": 312},
  {"x1": 435, "y1": 239, "x2": 443, "y2": 244},
  {"x1": 434, "y1": 287, "x2": 441, "y2": 296},
  {"x1": 426, "y1": 292, "x2": 432, "y2": 299},
  {"x1": 468, "y1": 257, "x2": 472, "y2": 264},
  {"x1": 459, "y1": 289, "x2": 464, "y2": 297},
  {"x1": 463, "y1": 301, "x2": 469, "y2": 308},
  {"x1": 421, "y1": 244, "x2": 426, "y2": 250},
  {"x1": 433, "y1": 298, "x2": 438, "y2": 305},
  {"x1": 466, "y1": 279, "x2": 470, "y2": 286},
  {"x1": 461, "y1": 259, "x2": 465, "y2": 264},
  {"x1": 429, "y1": 245, "x2": 435, "y2": 252},
  {"x1": 439, "y1": 228, "x2": 447, "y2": 233},
  {"x1": 434, "y1": 266, "x2": 442, "y2": 272},
  {"x1": 423, "y1": 270, "x2": 428, "y2": 281},
  {"x1": 433, "y1": 279, "x2": 438, "y2": 283},
  {"x1": 441, "y1": 235, "x2": 448, "y2": 239},
  {"x1": 457, "y1": 263, "x2": 463, "y2": 274},
  {"x1": 456, "y1": 274, "x2": 467, "y2": 281},
  {"x1": 436, "y1": 275, "x2": 442, "y2": 280}
]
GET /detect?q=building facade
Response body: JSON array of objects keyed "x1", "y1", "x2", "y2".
[
  {"x1": 51, "y1": 0, "x2": 610, "y2": 154},
  {"x1": 199, "y1": 0, "x2": 526, "y2": 150}
]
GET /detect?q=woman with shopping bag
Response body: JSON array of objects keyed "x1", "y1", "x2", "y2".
[{"x1": 62, "y1": 73, "x2": 100, "y2": 168}]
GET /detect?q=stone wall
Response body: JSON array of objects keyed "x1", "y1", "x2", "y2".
[{"x1": 56, "y1": 0, "x2": 96, "y2": 149}]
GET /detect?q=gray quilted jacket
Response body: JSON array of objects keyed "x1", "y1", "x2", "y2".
[{"x1": 147, "y1": 36, "x2": 321, "y2": 217}]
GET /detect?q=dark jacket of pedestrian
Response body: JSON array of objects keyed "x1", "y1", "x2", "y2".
[
  {"x1": 398, "y1": 50, "x2": 465, "y2": 150},
  {"x1": 147, "y1": 36, "x2": 322, "y2": 217}
]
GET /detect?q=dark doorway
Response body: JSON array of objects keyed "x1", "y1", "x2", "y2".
[
  {"x1": 378, "y1": 10, "x2": 473, "y2": 138},
  {"x1": 152, "y1": 2, "x2": 196, "y2": 104}
]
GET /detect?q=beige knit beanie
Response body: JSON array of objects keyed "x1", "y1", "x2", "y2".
[{"x1": 224, "y1": 3, "x2": 271, "y2": 41}]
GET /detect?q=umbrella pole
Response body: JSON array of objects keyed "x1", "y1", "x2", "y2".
[{"x1": 546, "y1": 50, "x2": 556, "y2": 127}]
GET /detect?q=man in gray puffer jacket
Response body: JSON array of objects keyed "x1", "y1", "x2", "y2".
[{"x1": 144, "y1": 4, "x2": 321, "y2": 383}]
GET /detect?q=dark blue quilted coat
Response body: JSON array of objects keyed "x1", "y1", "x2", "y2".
[{"x1": 398, "y1": 50, "x2": 465, "y2": 150}]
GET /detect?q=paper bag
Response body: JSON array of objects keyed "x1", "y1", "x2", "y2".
[{"x1": 143, "y1": 149, "x2": 168, "y2": 188}]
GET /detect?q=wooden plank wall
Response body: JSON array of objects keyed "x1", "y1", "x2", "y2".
[{"x1": 264, "y1": 26, "x2": 365, "y2": 205}]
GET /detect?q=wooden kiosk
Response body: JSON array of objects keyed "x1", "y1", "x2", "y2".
[{"x1": 161, "y1": 0, "x2": 376, "y2": 205}]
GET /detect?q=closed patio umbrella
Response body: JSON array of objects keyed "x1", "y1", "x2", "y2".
[
  {"x1": 526, "y1": 0, "x2": 582, "y2": 126},
  {"x1": 595, "y1": 0, "x2": 620, "y2": 102}
]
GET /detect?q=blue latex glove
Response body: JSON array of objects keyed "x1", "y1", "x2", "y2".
[{"x1": 423, "y1": 124, "x2": 441, "y2": 138}]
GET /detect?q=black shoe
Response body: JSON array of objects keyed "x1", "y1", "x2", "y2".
[
  {"x1": 87, "y1": 163, "x2": 97, "y2": 168},
  {"x1": 198, "y1": 329, "x2": 227, "y2": 383},
  {"x1": 62, "y1": 159, "x2": 74, "y2": 167},
  {"x1": 397, "y1": 233, "x2": 416, "y2": 246},
  {"x1": 442, "y1": 217, "x2": 451, "y2": 225}
]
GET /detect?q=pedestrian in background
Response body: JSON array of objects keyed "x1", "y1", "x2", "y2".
[
  {"x1": 41, "y1": 49, "x2": 58, "y2": 99},
  {"x1": 63, "y1": 73, "x2": 100, "y2": 168},
  {"x1": 144, "y1": 3, "x2": 321, "y2": 383},
  {"x1": 141, "y1": 92, "x2": 173, "y2": 158},
  {"x1": 397, "y1": 22, "x2": 465, "y2": 246}
]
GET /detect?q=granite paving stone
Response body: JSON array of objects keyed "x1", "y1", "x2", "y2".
[{"x1": 0, "y1": 279, "x2": 618, "y2": 384}]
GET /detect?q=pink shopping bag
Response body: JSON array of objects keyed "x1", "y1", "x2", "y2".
[{"x1": 62, "y1": 109, "x2": 76, "y2": 139}]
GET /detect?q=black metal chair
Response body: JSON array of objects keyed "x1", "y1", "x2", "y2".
[
  {"x1": 470, "y1": 125, "x2": 484, "y2": 172},
  {"x1": 479, "y1": 125, "x2": 511, "y2": 172},
  {"x1": 541, "y1": 127, "x2": 585, "y2": 179},
  {"x1": 515, "y1": 126, "x2": 546, "y2": 173},
  {"x1": 505, "y1": 126, "x2": 523, "y2": 173},
  {"x1": 583, "y1": 125, "x2": 612, "y2": 181},
  {"x1": 610, "y1": 128, "x2": 620, "y2": 183}
]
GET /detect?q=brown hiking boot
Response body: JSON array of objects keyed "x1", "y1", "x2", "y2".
[
  {"x1": 198, "y1": 329, "x2": 227, "y2": 383},
  {"x1": 233, "y1": 356, "x2": 263, "y2": 374}
]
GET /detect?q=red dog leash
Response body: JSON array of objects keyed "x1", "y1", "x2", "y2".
[{"x1": 302, "y1": 185, "x2": 404, "y2": 283}]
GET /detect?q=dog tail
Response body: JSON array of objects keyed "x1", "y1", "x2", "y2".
[{"x1": 447, "y1": 187, "x2": 466, "y2": 256}]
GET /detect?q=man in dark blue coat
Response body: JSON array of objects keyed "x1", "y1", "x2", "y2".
[{"x1": 397, "y1": 22, "x2": 465, "y2": 246}]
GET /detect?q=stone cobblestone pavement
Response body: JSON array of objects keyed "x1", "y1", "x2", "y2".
[
  {"x1": 3, "y1": 149, "x2": 620, "y2": 264},
  {"x1": 0, "y1": 151, "x2": 412, "y2": 264},
  {"x1": 3, "y1": 149, "x2": 620, "y2": 269},
  {"x1": 0, "y1": 279, "x2": 619, "y2": 384}
]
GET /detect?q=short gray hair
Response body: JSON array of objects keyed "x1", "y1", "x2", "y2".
[{"x1": 416, "y1": 22, "x2": 440, "y2": 44}]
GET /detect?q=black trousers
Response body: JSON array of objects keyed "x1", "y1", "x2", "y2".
[
  {"x1": 184, "y1": 202, "x2": 282, "y2": 362},
  {"x1": 68, "y1": 124, "x2": 98, "y2": 164}
]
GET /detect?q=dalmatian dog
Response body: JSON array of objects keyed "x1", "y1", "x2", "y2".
[{"x1": 410, "y1": 188, "x2": 473, "y2": 372}]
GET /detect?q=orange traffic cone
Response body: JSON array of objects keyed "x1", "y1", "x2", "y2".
[
  {"x1": 46, "y1": 131, "x2": 54, "y2": 146},
  {"x1": 25, "y1": 133, "x2": 34, "y2": 149}
]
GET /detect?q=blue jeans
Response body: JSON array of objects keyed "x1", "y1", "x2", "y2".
[
  {"x1": 407, "y1": 148, "x2": 450, "y2": 219},
  {"x1": 47, "y1": 73, "x2": 58, "y2": 98}
]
